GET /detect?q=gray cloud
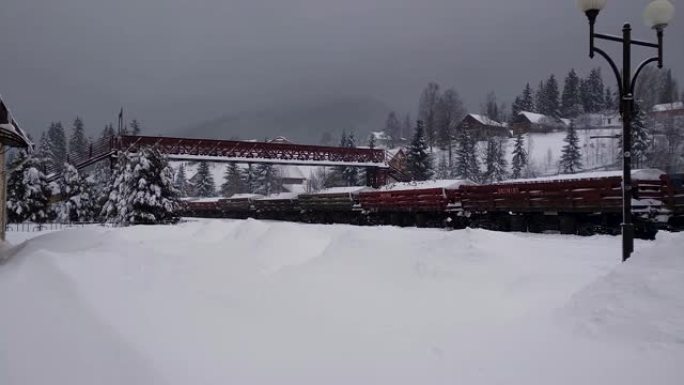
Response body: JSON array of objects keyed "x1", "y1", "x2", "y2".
[{"x1": 1, "y1": 0, "x2": 682, "y2": 137}]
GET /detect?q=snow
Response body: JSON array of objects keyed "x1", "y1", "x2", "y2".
[
  {"x1": 228, "y1": 193, "x2": 263, "y2": 199},
  {"x1": 468, "y1": 113, "x2": 506, "y2": 127},
  {"x1": 498, "y1": 168, "x2": 665, "y2": 184},
  {"x1": 380, "y1": 179, "x2": 472, "y2": 191},
  {"x1": 307, "y1": 186, "x2": 372, "y2": 195},
  {"x1": 1, "y1": 220, "x2": 683, "y2": 384},
  {"x1": 257, "y1": 192, "x2": 299, "y2": 200}
]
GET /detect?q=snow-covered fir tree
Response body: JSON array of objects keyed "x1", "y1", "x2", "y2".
[
  {"x1": 520, "y1": 83, "x2": 535, "y2": 112},
  {"x1": 101, "y1": 148, "x2": 179, "y2": 225},
  {"x1": 242, "y1": 164, "x2": 260, "y2": 193},
  {"x1": 56, "y1": 163, "x2": 95, "y2": 223},
  {"x1": 435, "y1": 154, "x2": 450, "y2": 179},
  {"x1": 174, "y1": 163, "x2": 191, "y2": 197},
  {"x1": 6, "y1": 152, "x2": 51, "y2": 223},
  {"x1": 511, "y1": 133, "x2": 528, "y2": 179},
  {"x1": 193, "y1": 161, "x2": 216, "y2": 197},
  {"x1": 47, "y1": 121, "x2": 67, "y2": 172},
  {"x1": 560, "y1": 121, "x2": 582, "y2": 174},
  {"x1": 482, "y1": 138, "x2": 507, "y2": 183},
  {"x1": 220, "y1": 163, "x2": 243, "y2": 197},
  {"x1": 341, "y1": 132, "x2": 360, "y2": 186},
  {"x1": 454, "y1": 126, "x2": 480, "y2": 182},
  {"x1": 618, "y1": 102, "x2": 650, "y2": 168},
  {"x1": 253, "y1": 163, "x2": 281, "y2": 195},
  {"x1": 561, "y1": 69, "x2": 582, "y2": 118},
  {"x1": 383, "y1": 112, "x2": 401, "y2": 148},
  {"x1": 69, "y1": 117, "x2": 89, "y2": 159},
  {"x1": 368, "y1": 134, "x2": 376, "y2": 149},
  {"x1": 406, "y1": 120, "x2": 433, "y2": 181}
]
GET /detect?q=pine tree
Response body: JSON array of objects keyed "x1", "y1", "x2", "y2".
[
  {"x1": 436, "y1": 154, "x2": 450, "y2": 179},
  {"x1": 482, "y1": 138, "x2": 508, "y2": 183},
  {"x1": 560, "y1": 122, "x2": 582, "y2": 174},
  {"x1": 101, "y1": 148, "x2": 179, "y2": 225},
  {"x1": 242, "y1": 164, "x2": 260, "y2": 193},
  {"x1": 561, "y1": 69, "x2": 582, "y2": 118},
  {"x1": 406, "y1": 121, "x2": 433, "y2": 181},
  {"x1": 368, "y1": 134, "x2": 376, "y2": 149},
  {"x1": 618, "y1": 102, "x2": 651, "y2": 168},
  {"x1": 511, "y1": 133, "x2": 528, "y2": 179},
  {"x1": 418, "y1": 82, "x2": 441, "y2": 148},
  {"x1": 56, "y1": 163, "x2": 95, "y2": 223},
  {"x1": 585, "y1": 68, "x2": 605, "y2": 112},
  {"x1": 220, "y1": 163, "x2": 243, "y2": 197},
  {"x1": 36, "y1": 131, "x2": 53, "y2": 173},
  {"x1": 604, "y1": 87, "x2": 616, "y2": 112},
  {"x1": 436, "y1": 88, "x2": 466, "y2": 150},
  {"x1": 174, "y1": 164, "x2": 191, "y2": 197},
  {"x1": 194, "y1": 161, "x2": 216, "y2": 197},
  {"x1": 69, "y1": 117, "x2": 89, "y2": 160},
  {"x1": 341, "y1": 132, "x2": 360, "y2": 186},
  {"x1": 253, "y1": 163, "x2": 281, "y2": 195},
  {"x1": 129, "y1": 119, "x2": 142, "y2": 135},
  {"x1": 102, "y1": 123, "x2": 116, "y2": 139},
  {"x1": 383, "y1": 112, "x2": 401, "y2": 148},
  {"x1": 543, "y1": 74, "x2": 561, "y2": 117},
  {"x1": 535, "y1": 80, "x2": 546, "y2": 115},
  {"x1": 521, "y1": 83, "x2": 535, "y2": 112},
  {"x1": 454, "y1": 125, "x2": 480, "y2": 182},
  {"x1": 659, "y1": 69, "x2": 679, "y2": 104},
  {"x1": 47, "y1": 122, "x2": 67, "y2": 172},
  {"x1": 6, "y1": 152, "x2": 51, "y2": 223},
  {"x1": 511, "y1": 96, "x2": 523, "y2": 117},
  {"x1": 483, "y1": 91, "x2": 500, "y2": 122}
]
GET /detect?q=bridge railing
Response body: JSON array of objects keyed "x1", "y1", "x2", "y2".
[{"x1": 115, "y1": 135, "x2": 387, "y2": 165}]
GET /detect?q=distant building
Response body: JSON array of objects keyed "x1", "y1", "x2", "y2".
[
  {"x1": 574, "y1": 113, "x2": 622, "y2": 130},
  {"x1": 369, "y1": 131, "x2": 393, "y2": 148},
  {"x1": 457, "y1": 114, "x2": 509, "y2": 139},
  {"x1": 653, "y1": 102, "x2": 684, "y2": 121},
  {"x1": 510, "y1": 111, "x2": 568, "y2": 134}
]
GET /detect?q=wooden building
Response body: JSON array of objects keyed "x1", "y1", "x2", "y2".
[
  {"x1": 510, "y1": 111, "x2": 568, "y2": 134},
  {"x1": 457, "y1": 114, "x2": 509, "y2": 139}
]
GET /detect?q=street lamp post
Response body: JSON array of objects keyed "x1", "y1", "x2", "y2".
[{"x1": 578, "y1": 0, "x2": 675, "y2": 262}]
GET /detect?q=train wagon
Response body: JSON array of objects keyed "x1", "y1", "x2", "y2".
[
  {"x1": 359, "y1": 180, "x2": 472, "y2": 227},
  {"x1": 217, "y1": 193, "x2": 263, "y2": 219},
  {"x1": 181, "y1": 197, "x2": 223, "y2": 218},
  {"x1": 298, "y1": 186, "x2": 371, "y2": 224},
  {"x1": 460, "y1": 169, "x2": 668, "y2": 237},
  {"x1": 252, "y1": 192, "x2": 301, "y2": 221}
]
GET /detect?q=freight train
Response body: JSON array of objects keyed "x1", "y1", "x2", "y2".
[{"x1": 181, "y1": 169, "x2": 684, "y2": 239}]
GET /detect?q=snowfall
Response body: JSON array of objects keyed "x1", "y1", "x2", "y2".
[{"x1": 1, "y1": 219, "x2": 683, "y2": 384}]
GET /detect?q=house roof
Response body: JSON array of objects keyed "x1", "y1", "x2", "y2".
[
  {"x1": 466, "y1": 114, "x2": 506, "y2": 128},
  {"x1": 653, "y1": 102, "x2": 684, "y2": 112}
]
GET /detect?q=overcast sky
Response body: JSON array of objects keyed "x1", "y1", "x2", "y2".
[{"x1": 1, "y1": 0, "x2": 682, "y2": 137}]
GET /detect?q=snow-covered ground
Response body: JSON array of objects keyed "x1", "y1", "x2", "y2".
[{"x1": 1, "y1": 220, "x2": 683, "y2": 384}]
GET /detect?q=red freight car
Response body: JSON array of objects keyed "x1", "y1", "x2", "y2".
[
  {"x1": 359, "y1": 180, "x2": 471, "y2": 227},
  {"x1": 460, "y1": 169, "x2": 667, "y2": 236}
]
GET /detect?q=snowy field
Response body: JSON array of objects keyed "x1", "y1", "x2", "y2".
[{"x1": 1, "y1": 219, "x2": 683, "y2": 384}]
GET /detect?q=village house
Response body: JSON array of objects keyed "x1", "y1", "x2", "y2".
[
  {"x1": 457, "y1": 114, "x2": 509, "y2": 139},
  {"x1": 510, "y1": 111, "x2": 569, "y2": 134}
]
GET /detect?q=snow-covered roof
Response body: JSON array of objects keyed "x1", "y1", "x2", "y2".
[
  {"x1": 498, "y1": 169, "x2": 665, "y2": 184},
  {"x1": 653, "y1": 102, "x2": 684, "y2": 112},
  {"x1": 378, "y1": 179, "x2": 473, "y2": 191},
  {"x1": 371, "y1": 131, "x2": 391, "y2": 140},
  {"x1": 308, "y1": 186, "x2": 372, "y2": 195},
  {"x1": 467, "y1": 114, "x2": 506, "y2": 128},
  {"x1": 0, "y1": 96, "x2": 33, "y2": 149}
]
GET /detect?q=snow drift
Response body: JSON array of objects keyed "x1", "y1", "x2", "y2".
[{"x1": 1, "y1": 220, "x2": 683, "y2": 384}]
